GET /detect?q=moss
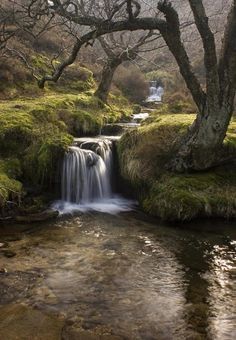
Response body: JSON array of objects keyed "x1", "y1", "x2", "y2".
[
  {"x1": 24, "y1": 132, "x2": 73, "y2": 186},
  {"x1": 143, "y1": 168, "x2": 236, "y2": 221},
  {"x1": 132, "y1": 104, "x2": 142, "y2": 114},
  {"x1": 0, "y1": 172, "x2": 22, "y2": 208},
  {"x1": 0, "y1": 158, "x2": 22, "y2": 179},
  {"x1": 118, "y1": 114, "x2": 195, "y2": 185},
  {"x1": 0, "y1": 111, "x2": 34, "y2": 149},
  {"x1": 118, "y1": 113, "x2": 236, "y2": 221}
]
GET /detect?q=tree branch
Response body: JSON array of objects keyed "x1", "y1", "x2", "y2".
[
  {"x1": 157, "y1": 0, "x2": 206, "y2": 113},
  {"x1": 188, "y1": 0, "x2": 220, "y2": 112},
  {"x1": 218, "y1": 1, "x2": 236, "y2": 108}
]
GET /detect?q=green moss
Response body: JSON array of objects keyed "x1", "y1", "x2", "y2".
[
  {"x1": 143, "y1": 169, "x2": 236, "y2": 221},
  {"x1": 24, "y1": 132, "x2": 73, "y2": 186},
  {"x1": 0, "y1": 158, "x2": 22, "y2": 179},
  {"x1": 0, "y1": 172, "x2": 22, "y2": 208}
]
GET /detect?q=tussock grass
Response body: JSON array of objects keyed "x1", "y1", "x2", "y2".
[{"x1": 118, "y1": 114, "x2": 236, "y2": 221}]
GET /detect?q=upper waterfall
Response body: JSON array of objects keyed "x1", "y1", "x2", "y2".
[{"x1": 146, "y1": 81, "x2": 164, "y2": 103}]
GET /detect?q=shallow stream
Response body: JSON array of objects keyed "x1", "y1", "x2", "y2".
[{"x1": 0, "y1": 211, "x2": 235, "y2": 339}]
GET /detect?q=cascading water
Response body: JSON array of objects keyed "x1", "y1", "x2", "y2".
[
  {"x1": 146, "y1": 81, "x2": 164, "y2": 102},
  {"x1": 61, "y1": 141, "x2": 112, "y2": 204},
  {"x1": 54, "y1": 138, "x2": 135, "y2": 214}
]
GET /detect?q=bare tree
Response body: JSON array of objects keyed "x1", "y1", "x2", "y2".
[
  {"x1": 94, "y1": 31, "x2": 157, "y2": 103},
  {"x1": 4, "y1": 0, "x2": 236, "y2": 172}
]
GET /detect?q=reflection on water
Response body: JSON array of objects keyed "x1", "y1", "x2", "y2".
[{"x1": 0, "y1": 212, "x2": 235, "y2": 339}]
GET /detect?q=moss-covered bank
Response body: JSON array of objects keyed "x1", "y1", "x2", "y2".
[
  {"x1": 118, "y1": 113, "x2": 236, "y2": 221},
  {"x1": 0, "y1": 68, "x2": 132, "y2": 214}
]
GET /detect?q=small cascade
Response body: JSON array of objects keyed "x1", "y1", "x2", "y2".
[
  {"x1": 146, "y1": 81, "x2": 164, "y2": 103},
  {"x1": 61, "y1": 140, "x2": 112, "y2": 204}
]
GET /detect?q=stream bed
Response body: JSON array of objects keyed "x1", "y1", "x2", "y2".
[{"x1": 0, "y1": 211, "x2": 235, "y2": 339}]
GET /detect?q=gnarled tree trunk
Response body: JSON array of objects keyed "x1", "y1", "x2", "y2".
[
  {"x1": 94, "y1": 58, "x2": 121, "y2": 103},
  {"x1": 157, "y1": 0, "x2": 236, "y2": 172}
]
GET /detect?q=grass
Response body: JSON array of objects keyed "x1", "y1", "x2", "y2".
[{"x1": 118, "y1": 113, "x2": 236, "y2": 221}]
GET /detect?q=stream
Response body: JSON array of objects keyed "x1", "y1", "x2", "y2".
[
  {"x1": 0, "y1": 112, "x2": 236, "y2": 339},
  {"x1": 0, "y1": 212, "x2": 235, "y2": 339}
]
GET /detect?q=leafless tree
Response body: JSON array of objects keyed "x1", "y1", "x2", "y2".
[
  {"x1": 94, "y1": 31, "x2": 159, "y2": 102},
  {"x1": 2, "y1": 0, "x2": 236, "y2": 172}
]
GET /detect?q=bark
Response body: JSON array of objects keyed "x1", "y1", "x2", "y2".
[
  {"x1": 95, "y1": 58, "x2": 121, "y2": 103},
  {"x1": 168, "y1": 105, "x2": 234, "y2": 172},
  {"x1": 160, "y1": 0, "x2": 236, "y2": 172}
]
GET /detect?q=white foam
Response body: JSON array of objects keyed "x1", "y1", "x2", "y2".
[{"x1": 52, "y1": 196, "x2": 137, "y2": 215}]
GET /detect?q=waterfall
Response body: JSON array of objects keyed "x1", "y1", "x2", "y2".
[
  {"x1": 61, "y1": 140, "x2": 112, "y2": 204},
  {"x1": 53, "y1": 138, "x2": 135, "y2": 214},
  {"x1": 146, "y1": 81, "x2": 164, "y2": 103}
]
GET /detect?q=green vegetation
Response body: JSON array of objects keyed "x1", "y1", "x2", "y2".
[
  {"x1": 0, "y1": 65, "x2": 132, "y2": 213},
  {"x1": 0, "y1": 158, "x2": 23, "y2": 208},
  {"x1": 118, "y1": 114, "x2": 236, "y2": 221}
]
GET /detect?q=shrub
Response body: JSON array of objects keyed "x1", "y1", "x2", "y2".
[
  {"x1": 114, "y1": 64, "x2": 149, "y2": 103},
  {"x1": 166, "y1": 92, "x2": 196, "y2": 114}
]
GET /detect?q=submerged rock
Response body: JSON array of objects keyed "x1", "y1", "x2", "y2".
[
  {"x1": 0, "y1": 304, "x2": 64, "y2": 340},
  {"x1": 15, "y1": 209, "x2": 59, "y2": 223}
]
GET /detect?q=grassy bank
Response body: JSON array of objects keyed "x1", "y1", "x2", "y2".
[{"x1": 118, "y1": 113, "x2": 236, "y2": 221}]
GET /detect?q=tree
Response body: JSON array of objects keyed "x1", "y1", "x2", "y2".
[
  {"x1": 6, "y1": 0, "x2": 236, "y2": 172},
  {"x1": 95, "y1": 31, "x2": 156, "y2": 103}
]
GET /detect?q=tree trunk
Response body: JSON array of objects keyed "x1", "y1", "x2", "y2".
[
  {"x1": 169, "y1": 103, "x2": 234, "y2": 172},
  {"x1": 95, "y1": 58, "x2": 121, "y2": 103}
]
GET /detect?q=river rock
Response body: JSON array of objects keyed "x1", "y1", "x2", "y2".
[
  {"x1": 0, "y1": 268, "x2": 7, "y2": 274},
  {"x1": 62, "y1": 326, "x2": 122, "y2": 340},
  {"x1": 2, "y1": 250, "x2": 16, "y2": 258},
  {"x1": 0, "y1": 304, "x2": 64, "y2": 340},
  {"x1": 15, "y1": 209, "x2": 59, "y2": 223},
  {"x1": 101, "y1": 124, "x2": 126, "y2": 135}
]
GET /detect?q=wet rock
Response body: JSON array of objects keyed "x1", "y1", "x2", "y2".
[
  {"x1": 2, "y1": 250, "x2": 16, "y2": 258},
  {"x1": 62, "y1": 326, "x2": 122, "y2": 340},
  {"x1": 101, "y1": 124, "x2": 125, "y2": 136},
  {"x1": 1, "y1": 235, "x2": 21, "y2": 242},
  {"x1": 0, "y1": 242, "x2": 8, "y2": 248},
  {"x1": 0, "y1": 304, "x2": 64, "y2": 340},
  {"x1": 0, "y1": 268, "x2": 7, "y2": 274},
  {"x1": 15, "y1": 209, "x2": 59, "y2": 223}
]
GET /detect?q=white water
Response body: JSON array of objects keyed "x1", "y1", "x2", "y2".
[
  {"x1": 132, "y1": 112, "x2": 149, "y2": 121},
  {"x1": 56, "y1": 139, "x2": 136, "y2": 214},
  {"x1": 146, "y1": 81, "x2": 164, "y2": 102},
  {"x1": 53, "y1": 197, "x2": 137, "y2": 215}
]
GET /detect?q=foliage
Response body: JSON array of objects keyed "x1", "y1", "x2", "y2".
[
  {"x1": 0, "y1": 158, "x2": 23, "y2": 208},
  {"x1": 114, "y1": 64, "x2": 149, "y2": 103}
]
